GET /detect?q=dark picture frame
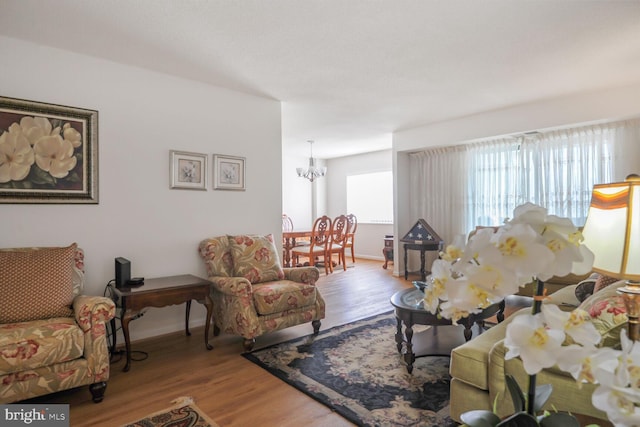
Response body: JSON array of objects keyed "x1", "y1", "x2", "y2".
[{"x1": 0, "y1": 96, "x2": 98, "y2": 204}]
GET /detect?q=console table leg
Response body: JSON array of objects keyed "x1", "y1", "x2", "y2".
[
  {"x1": 185, "y1": 300, "x2": 192, "y2": 336},
  {"x1": 202, "y1": 296, "x2": 214, "y2": 350},
  {"x1": 121, "y1": 311, "x2": 133, "y2": 372},
  {"x1": 404, "y1": 246, "x2": 408, "y2": 280}
]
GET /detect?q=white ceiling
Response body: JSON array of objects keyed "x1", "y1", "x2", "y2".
[{"x1": 1, "y1": 0, "x2": 640, "y2": 159}]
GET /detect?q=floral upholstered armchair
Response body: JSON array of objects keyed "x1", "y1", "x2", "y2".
[
  {"x1": 198, "y1": 234, "x2": 326, "y2": 351},
  {"x1": 0, "y1": 244, "x2": 115, "y2": 404}
]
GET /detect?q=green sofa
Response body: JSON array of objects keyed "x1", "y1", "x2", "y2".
[{"x1": 449, "y1": 278, "x2": 625, "y2": 423}]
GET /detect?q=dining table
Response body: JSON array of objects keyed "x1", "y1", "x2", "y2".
[{"x1": 282, "y1": 230, "x2": 312, "y2": 267}]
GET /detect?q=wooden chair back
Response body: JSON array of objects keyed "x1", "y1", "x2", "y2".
[
  {"x1": 331, "y1": 215, "x2": 349, "y2": 247},
  {"x1": 282, "y1": 214, "x2": 294, "y2": 232},
  {"x1": 310, "y1": 215, "x2": 332, "y2": 249},
  {"x1": 345, "y1": 213, "x2": 358, "y2": 263}
]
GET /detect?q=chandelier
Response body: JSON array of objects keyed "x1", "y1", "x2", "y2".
[{"x1": 296, "y1": 140, "x2": 326, "y2": 182}]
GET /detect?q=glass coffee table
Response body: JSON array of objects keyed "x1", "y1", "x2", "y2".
[{"x1": 390, "y1": 287, "x2": 504, "y2": 373}]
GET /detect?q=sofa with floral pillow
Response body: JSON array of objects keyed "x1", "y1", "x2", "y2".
[
  {"x1": 0, "y1": 244, "x2": 116, "y2": 404},
  {"x1": 198, "y1": 234, "x2": 325, "y2": 351},
  {"x1": 449, "y1": 274, "x2": 626, "y2": 423}
]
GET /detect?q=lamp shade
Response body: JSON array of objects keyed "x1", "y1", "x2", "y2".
[{"x1": 582, "y1": 174, "x2": 640, "y2": 281}]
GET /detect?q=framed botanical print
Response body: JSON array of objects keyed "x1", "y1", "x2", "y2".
[
  {"x1": 170, "y1": 150, "x2": 207, "y2": 190},
  {"x1": 0, "y1": 96, "x2": 98, "y2": 203},
  {"x1": 213, "y1": 154, "x2": 245, "y2": 191}
]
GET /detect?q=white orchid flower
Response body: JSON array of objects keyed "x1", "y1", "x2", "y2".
[
  {"x1": 592, "y1": 365, "x2": 640, "y2": 427},
  {"x1": 482, "y1": 223, "x2": 555, "y2": 283},
  {"x1": 439, "y1": 277, "x2": 486, "y2": 324},
  {"x1": 504, "y1": 313, "x2": 565, "y2": 375},
  {"x1": 541, "y1": 304, "x2": 601, "y2": 346},
  {"x1": 556, "y1": 344, "x2": 618, "y2": 383},
  {"x1": 458, "y1": 261, "x2": 520, "y2": 300}
]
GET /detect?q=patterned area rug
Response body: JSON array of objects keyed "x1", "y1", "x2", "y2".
[
  {"x1": 243, "y1": 312, "x2": 457, "y2": 427},
  {"x1": 120, "y1": 396, "x2": 219, "y2": 427}
]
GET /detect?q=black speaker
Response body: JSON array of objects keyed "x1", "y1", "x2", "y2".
[{"x1": 115, "y1": 257, "x2": 131, "y2": 289}]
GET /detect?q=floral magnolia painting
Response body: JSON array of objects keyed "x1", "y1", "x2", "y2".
[
  {"x1": 0, "y1": 97, "x2": 98, "y2": 203},
  {"x1": 0, "y1": 115, "x2": 83, "y2": 186}
]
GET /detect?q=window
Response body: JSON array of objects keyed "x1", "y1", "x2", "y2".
[{"x1": 347, "y1": 171, "x2": 393, "y2": 224}]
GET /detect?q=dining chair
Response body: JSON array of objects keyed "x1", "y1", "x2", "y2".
[
  {"x1": 282, "y1": 214, "x2": 310, "y2": 265},
  {"x1": 291, "y1": 215, "x2": 332, "y2": 274},
  {"x1": 282, "y1": 214, "x2": 294, "y2": 232},
  {"x1": 344, "y1": 213, "x2": 358, "y2": 263},
  {"x1": 328, "y1": 214, "x2": 349, "y2": 272}
]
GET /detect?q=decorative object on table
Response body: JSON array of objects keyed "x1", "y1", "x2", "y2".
[
  {"x1": 426, "y1": 202, "x2": 602, "y2": 426},
  {"x1": 400, "y1": 219, "x2": 444, "y2": 280},
  {"x1": 296, "y1": 139, "x2": 326, "y2": 182},
  {"x1": 212, "y1": 154, "x2": 245, "y2": 190},
  {"x1": 169, "y1": 150, "x2": 207, "y2": 190},
  {"x1": 243, "y1": 311, "x2": 457, "y2": 427},
  {"x1": 120, "y1": 396, "x2": 219, "y2": 427},
  {"x1": 0, "y1": 95, "x2": 98, "y2": 203}
]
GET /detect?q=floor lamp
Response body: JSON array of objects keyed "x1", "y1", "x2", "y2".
[{"x1": 582, "y1": 174, "x2": 640, "y2": 340}]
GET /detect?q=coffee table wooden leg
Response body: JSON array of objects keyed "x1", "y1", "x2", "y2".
[
  {"x1": 394, "y1": 316, "x2": 403, "y2": 353},
  {"x1": 404, "y1": 323, "x2": 415, "y2": 374}
]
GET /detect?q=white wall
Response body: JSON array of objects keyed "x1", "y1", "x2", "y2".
[
  {"x1": 393, "y1": 82, "x2": 640, "y2": 277},
  {"x1": 0, "y1": 36, "x2": 283, "y2": 341},
  {"x1": 325, "y1": 150, "x2": 393, "y2": 259}
]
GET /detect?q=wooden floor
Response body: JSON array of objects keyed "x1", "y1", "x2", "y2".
[{"x1": 27, "y1": 259, "x2": 416, "y2": 427}]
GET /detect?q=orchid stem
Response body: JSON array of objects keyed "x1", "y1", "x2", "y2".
[{"x1": 527, "y1": 278, "x2": 545, "y2": 415}]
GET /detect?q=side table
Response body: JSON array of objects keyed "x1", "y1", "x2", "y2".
[
  {"x1": 110, "y1": 274, "x2": 214, "y2": 371},
  {"x1": 390, "y1": 288, "x2": 504, "y2": 373}
]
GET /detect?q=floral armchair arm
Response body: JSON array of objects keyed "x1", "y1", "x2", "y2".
[
  {"x1": 283, "y1": 266, "x2": 320, "y2": 285},
  {"x1": 208, "y1": 276, "x2": 253, "y2": 297},
  {"x1": 73, "y1": 295, "x2": 116, "y2": 382}
]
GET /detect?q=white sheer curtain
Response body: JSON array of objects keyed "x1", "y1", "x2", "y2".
[
  {"x1": 409, "y1": 118, "x2": 640, "y2": 241},
  {"x1": 466, "y1": 138, "x2": 523, "y2": 228},
  {"x1": 409, "y1": 146, "x2": 468, "y2": 246}
]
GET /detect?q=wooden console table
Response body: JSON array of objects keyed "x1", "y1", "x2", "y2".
[{"x1": 110, "y1": 274, "x2": 213, "y2": 371}]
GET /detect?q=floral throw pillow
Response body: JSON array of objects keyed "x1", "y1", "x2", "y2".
[
  {"x1": 228, "y1": 234, "x2": 285, "y2": 284},
  {"x1": 578, "y1": 279, "x2": 627, "y2": 348}
]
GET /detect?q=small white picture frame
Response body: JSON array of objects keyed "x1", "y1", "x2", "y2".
[
  {"x1": 170, "y1": 150, "x2": 207, "y2": 190},
  {"x1": 213, "y1": 154, "x2": 246, "y2": 191}
]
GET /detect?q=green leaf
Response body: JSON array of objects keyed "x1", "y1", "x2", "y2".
[
  {"x1": 29, "y1": 166, "x2": 56, "y2": 186},
  {"x1": 460, "y1": 410, "x2": 501, "y2": 427},
  {"x1": 533, "y1": 384, "x2": 553, "y2": 412},
  {"x1": 497, "y1": 411, "x2": 539, "y2": 427},
  {"x1": 505, "y1": 375, "x2": 526, "y2": 412},
  {"x1": 539, "y1": 412, "x2": 580, "y2": 427}
]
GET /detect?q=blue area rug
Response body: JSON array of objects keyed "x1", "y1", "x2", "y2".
[{"x1": 243, "y1": 312, "x2": 457, "y2": 427}]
